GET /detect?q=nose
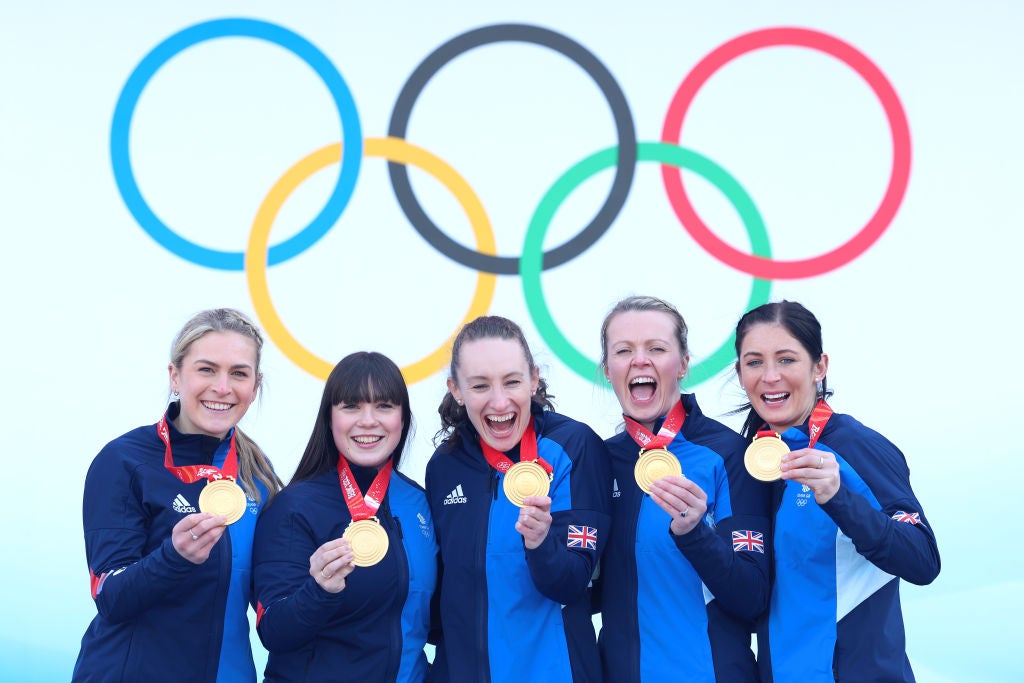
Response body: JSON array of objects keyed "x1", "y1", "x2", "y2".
[
  {"x1": 490, "y1": 387, "x2": 512, "y2": 410},
  {"x1": 212, "y1": 372, "x2": 230, "y2": 394},
  {"x1": 763, "y1": 363, "x2": 781, "y2": 382},
  {"x1": 631, "y1": 350, "x2": 650, "y2": 366},
  {"x1": 356, "y1": 405, "x2": 378, "y2": 426}
]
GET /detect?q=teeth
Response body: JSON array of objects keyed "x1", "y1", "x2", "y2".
[
  {"x1": 488, "y1": 414, "x2": 514, "y2": 423},
  {"x1": 353, "y1": 435, "x2": 382, "y2": 444},
  {"x1": 763, "y1": 393, "x2": 788, "y2": 401},
  {"x1": 202, "y1": 401, "x2": 232, "y2": 411},
  {"x1": 630, "y1": 377, "x2": 655, "y2": 385}
]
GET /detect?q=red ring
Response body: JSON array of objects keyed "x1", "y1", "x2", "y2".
[{"x1": 661, "y1": 27, "x2": 911, "y2": 280}]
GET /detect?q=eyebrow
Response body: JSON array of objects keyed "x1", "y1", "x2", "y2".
[
  {"x1": 464, "y1": 371, "x2": 526, "y2": 382},
  {"x1": 612, "y1": 338, "x2": 671, "y2": 346},
  {"x1": 191, "y1": 358, "x2": 254, "y2": 371},
  {"x1": 741, "y1": 348, "x2": 800, "y2": 358}
]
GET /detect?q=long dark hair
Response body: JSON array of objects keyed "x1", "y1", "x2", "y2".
[
  {"x1": 434, "y1": 316, "x2": 554, "y2": 447},
  {"x1": 734, "y1": 301, "x2": 831, "y2": 438},
  {"x1": 291, "y1": 352, "x2": 412, "y2": 483}
]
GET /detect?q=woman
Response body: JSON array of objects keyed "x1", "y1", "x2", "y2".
[
  {"x1": 597, "y1": 295, "x2": 771, "y2": 682},
  {"x1": 734, "y1": 301, "x2": 940, "y2": 682},
  {"x1": 73, "y1": 308, "x2": 283, "y2": 683},
  {"x1": 252, "y1": 351, "x2": 437, "y2": 683},
  {"x1": 426, "y1": 316, "x2": 611, "y2": 683}
]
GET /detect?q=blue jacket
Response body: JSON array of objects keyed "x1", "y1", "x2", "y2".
[
  {"x1": 759, "y1": 412, "x2": 940, "y2": 683},
  {"x1": 598, "y1": 393, "x2": 771, "y2": 682},
  {"x1": 73, "y1": 405, "x2": 266, "y2": 683},
  {"x1": 253, "y1": 464, "x2": 437, "y2": 683},
  {"x1": 425, "y1": 405, "x2": 611, "y2": 683}
]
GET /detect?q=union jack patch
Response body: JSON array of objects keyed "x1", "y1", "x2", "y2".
[
  {"x1": 891, "y1": 510, "x2": 921, "y2": 525},
  {"x1": 731, "y1": 530, "x2": 765, "y2": 553},
  {"x1": 567, "y1": 525, "x2": 597, "y2": 550}
]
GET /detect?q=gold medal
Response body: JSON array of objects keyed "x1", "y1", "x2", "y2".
[
  {"x1": 343, "y1": 517, "x2": 390, "y2": 567},
  {"x1": 503, "y1": 461, "x2": 551, "y2": 507},
  {"x1": 744, "y1": 432, "x2": 789, "y2": 481},
  {"x1": 198, "y1": 478, "x2": 248, "y2": 525},
  {"x1": 634, "y1": 448, "x2": 682, "y2": 494}
]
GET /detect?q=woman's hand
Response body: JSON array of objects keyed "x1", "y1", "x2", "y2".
[
  {"x1": 310, "y1": 538, "x2": 356, "y2": 593},
  {"x1": 781, "y1": 447, "x2": 840, "y2": 504},
  {"x1": 650, "y1": 475, "x2": 707, "y2": 536},
  {"x1": 517, "y1": 496, "x2": 553, "y2": 550},
  {"x1": 172, "y1": 513, "x2": 228, "y2": 564}
]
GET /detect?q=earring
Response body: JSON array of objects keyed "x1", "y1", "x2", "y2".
[
  {"x1": 456, "y1": 398, "x2": 463, "y2": 406},
  {"x1": 171, "y1": 391, "x2": 180, "y2": 400}
]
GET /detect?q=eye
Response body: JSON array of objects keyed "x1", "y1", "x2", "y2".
[
  {"x1": 744, "y1": 359, "x2": 763, "y2": 368},
  {"x1": 340, "y1": 402, "x2": 358, "y2": 411},
  {"x1": 614, "y1": 348, "x2": 631, "y2": 355},
  {"x1": 471, "y1": 383, "x2": 487, "y2": 391},
  {"x1": 376, "y1": 401, "x2": 396, "y2": 410},
  {"x1": 231, "y1": 370, "x2": 250, "y2": 378},
  {"x1": 505, "y1": 379, "x2": 521, "y2": 388},
  {"x1": 779, "y1": 357, "x2": 796, "y2": 365},
  {"x1": 198, "y1": 366, "x2": 215, "y2": 374},
  {"x1": 649, "y1": 345, "x2": 666, "y2": 353}
]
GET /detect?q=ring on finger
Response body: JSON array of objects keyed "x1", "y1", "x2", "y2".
[
  {"x1": 321, "y1": 567, "x2": 332, "y2": 579},
  {"x1": 190, "y1": 529, "x2": 199, "y2": 541},
  {"x1": 817, "y1": 454, "x2": 824, "y2": 469},
  {"x1": 679, "y1": 507, "x2": 689, "y2": 518}
]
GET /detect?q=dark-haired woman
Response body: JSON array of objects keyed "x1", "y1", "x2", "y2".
[
  {"x1": 425, "y1": 316, "x2": 611, "y2": 683},
  {"x1": 735, "y1": 301, "x2": 939, "y2": 682},
  {"x1": 253, "y1": 352, "x2": 437, "y2": 683}
]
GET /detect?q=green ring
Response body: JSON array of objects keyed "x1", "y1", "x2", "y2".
[{"x1": 521, "y1": 141, "x2": 772, "y2": 389}]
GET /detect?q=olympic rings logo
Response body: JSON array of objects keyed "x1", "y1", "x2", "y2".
[{"x1": 111, "y1": 19, "x2": 910, "y2": 387}]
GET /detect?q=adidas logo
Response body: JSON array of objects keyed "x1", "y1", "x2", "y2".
[
  {"x1": 612, "y1": 478, "x2": 621, "y2": 498},
  {"x1": 443, "y1": 484, "x2": 468, "y2": 505},
  {"x1": 172, "y1": 494, "x2": 197, "y2": 514}
]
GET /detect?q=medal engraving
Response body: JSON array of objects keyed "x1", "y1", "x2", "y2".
[
  {"x1": 343, "y1": 518, "x2": 390, "y2": 567},
  {"x1": 198, "y1": 479, "x2": 247, "y2": 525},
  {"x1": 503, "y1": 461, "x2": 551, "y2": 507},
  {"x1": 634, "y1": 448, "x2": 682, "y2": 494},
  {"x1": 744, "y1": 433, "x2": 789, "y2": 481}
]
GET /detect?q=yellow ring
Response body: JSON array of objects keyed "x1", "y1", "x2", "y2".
[{"x1": 246, "y1": 137, "x2": 497, "y2": 383}]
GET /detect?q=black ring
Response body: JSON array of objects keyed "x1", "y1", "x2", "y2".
[{"x1": 387, "y1": 23, "x2": 637, "y2": 274}]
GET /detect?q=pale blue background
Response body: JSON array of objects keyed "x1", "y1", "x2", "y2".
[{"x1": 1, "y1": 1, "x2": 1019, "y2": 680}]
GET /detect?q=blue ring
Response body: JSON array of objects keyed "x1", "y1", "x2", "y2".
[{"x1": 110, "y1": 18, "x2": 362, "y2": 270}]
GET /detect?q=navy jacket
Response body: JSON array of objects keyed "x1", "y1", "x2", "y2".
[
  {"x1": 759, "y1": 412, "x2": 940, "y2": 683},
  {"x1": 598, "y1": 393, "x2": 771, "y2": 683},
  {"x1": 73, "y1": 405, "x2": 266, "y2": 683},
  {"x1": 253, "y1": 464, "x2": 437, "y2": 683},
  {"x1": 425, "y1": 405, "x2": 611, "y2": 683}
]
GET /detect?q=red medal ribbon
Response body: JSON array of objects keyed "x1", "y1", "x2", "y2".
[
  {"x1": 479, "y1": 417, "x2": 552, "y2": 475},
  {"x1": 157, "y1": 414, "x2": 238, "y2": 484},
  {"x1": 623, "y1": 398, "x2": 686, "y2": 451},
  {"x1": 806, "y1": 398, "x2": 833, "y2": 449},
  {"x1": 755, "y1": 398, "x2": 833, "y2": 446},
  {"x1": 337, "y1": 455, "x2": 393, "y2": 521}
]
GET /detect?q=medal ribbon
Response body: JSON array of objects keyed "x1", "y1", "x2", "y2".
[
  {"x1": 157, "y1": 414, "x2": 238, "y2": 483},
  {"x1": 479, "y1": 417, "x2": 552, "y2": 475},
  {"x1": 754, "y1": 398, "x2": 834, "y2": 446},
  {"x1": 337, "y1": 455, "x2": 393, "y2": 521},
  {"x1": 805, "y1": 398, "x2": 833, "y2": 448},
  {"x1": 623, "y1": 398, "x2": 686, "y2": 452}
]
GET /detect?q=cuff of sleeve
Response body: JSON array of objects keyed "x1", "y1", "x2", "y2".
[
  {"x1": 525, "y1": 530, "x2": 560, "y2": 569},
  {"x1": 158, "y1": 536, "x2": 201, "y2": 575},
  {"x1": 671, "y1": 519, "x2": 712, "y2": 550}
]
